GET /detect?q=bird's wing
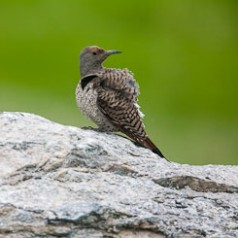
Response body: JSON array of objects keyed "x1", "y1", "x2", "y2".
[
  {"x1": 97, "y1": 83, "x2": 147, "y2": 143},
  {"x1": 96, "y1": 68, "x2": 146, "y2": 143}
]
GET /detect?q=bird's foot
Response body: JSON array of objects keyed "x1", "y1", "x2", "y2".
[{"x1": 81, "y1": 126, "x2": 96, "y2": 130}]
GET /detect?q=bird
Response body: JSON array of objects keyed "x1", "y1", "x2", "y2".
[{"x1": 76, "y1": 45, "x2": 167, "y2": 159}]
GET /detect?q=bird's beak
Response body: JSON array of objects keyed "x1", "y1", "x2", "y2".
[{"x1": 105, "y1": 50, "x2": 122, "y2": 56}]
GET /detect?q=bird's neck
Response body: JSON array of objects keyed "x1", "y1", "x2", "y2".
[{"x1": 80, "y1": 63, "x2": 103, "y2": 77}]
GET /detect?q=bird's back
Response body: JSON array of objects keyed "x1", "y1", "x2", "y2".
[{"x1": 96, "y1": 68, "x2": 139, "y2": 101}]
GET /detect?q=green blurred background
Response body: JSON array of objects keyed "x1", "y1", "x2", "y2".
[{"x1": 0, "y1": 0, "x2": 237, "y2": 164}]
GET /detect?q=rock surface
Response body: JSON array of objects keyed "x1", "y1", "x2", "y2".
[{"x1": 0, "y1": 112, "x2": 238, "y2": 238}]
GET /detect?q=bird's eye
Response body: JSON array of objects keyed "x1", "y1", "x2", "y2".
[{"x1": 92, "y1": 52, "x2": 97, "y2": 55}]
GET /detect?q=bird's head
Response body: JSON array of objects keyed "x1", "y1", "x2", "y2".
[{"x1": 80, "y1": 46, "x2": 121, "y2": 77}]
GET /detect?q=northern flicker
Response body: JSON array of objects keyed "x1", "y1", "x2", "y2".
[{"x1": 76, "y1": 46, "x2": 166, "y2": 159}]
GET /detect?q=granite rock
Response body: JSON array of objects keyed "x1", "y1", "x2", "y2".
[{"x1": 0, "y1": 112, "x2": 238, "y2": 238}]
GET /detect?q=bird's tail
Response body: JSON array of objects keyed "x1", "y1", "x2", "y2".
[
  {"x1": 116, "y1": 124, "x2": 168, "y2": 161},
  {"x1": 142, "y1": 137, "x2": 168, "y2": 160}
]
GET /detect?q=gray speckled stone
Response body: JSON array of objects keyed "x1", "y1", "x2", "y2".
[{"x1": 0, "y1": 112, "x2": 238, "y2": 238}]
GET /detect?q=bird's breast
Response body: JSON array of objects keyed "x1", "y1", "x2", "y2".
[
  {"x1": 75, "y1": 81, "x2": 115, "y2": 131},
  {"x1": 76, "y1": 82, "x2": 98, "y2": 117}
]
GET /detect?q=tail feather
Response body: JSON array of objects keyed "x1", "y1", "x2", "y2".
[
  {"x1": 142, "y1": 137, "x2": 168, "y2": 160},
  {"x1": 115, "y1": 124, "x2": 168, "y2": 161}
]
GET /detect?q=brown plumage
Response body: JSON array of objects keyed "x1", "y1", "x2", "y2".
[{"x1": 76, "y1": 46, "x2": 167, "y2": 159}]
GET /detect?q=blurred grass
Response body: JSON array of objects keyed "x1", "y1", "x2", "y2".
[{"x1": 0, "y1": 0, "x2": 237, "y2": 164}]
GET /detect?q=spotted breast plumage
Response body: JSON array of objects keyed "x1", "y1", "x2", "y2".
[{"x1": 76, "y1": 46, "x2": 167, "y2": 159}]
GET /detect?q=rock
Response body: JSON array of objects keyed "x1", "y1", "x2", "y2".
[{"x1": 0, "y1": 112, "x2": 238, "y2": 238}]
